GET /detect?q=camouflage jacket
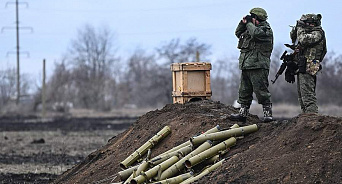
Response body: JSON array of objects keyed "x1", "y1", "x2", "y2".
[
  {"x1": 290, "y1": 25, "x2": 327, "y2": 62},
  {"x1": 290, "y1": 25, "x2": 327, "y2": 75},
  {"x1": 235, "y1": 21, "x2": 273, "y2": 70}
]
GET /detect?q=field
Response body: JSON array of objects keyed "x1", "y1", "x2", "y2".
[{"x1": 0, "y1": 108, "x2": 149, "y2": 184}]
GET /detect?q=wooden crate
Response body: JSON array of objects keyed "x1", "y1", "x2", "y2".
[{"x1": 171, "y1": 62, "x2": 212, "y2": 104}]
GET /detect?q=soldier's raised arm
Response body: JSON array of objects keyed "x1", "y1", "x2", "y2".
[
  {"x1": 297, "y1": 28, "x2": 323, "y2": 46},
  {"x1": 235, "y1": 19, "x2": 247, "y2": 38},
  {"x1": 246, "y1": 22, "x2": 273, "y2": 42}
]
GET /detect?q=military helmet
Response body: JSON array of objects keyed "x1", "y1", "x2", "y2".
[
  {"x1": 300, "y1": 13, "x2": 322, "y2": 26},
  {"x1": 250, "y1": 7, "x2": 268, "y2": 21}
]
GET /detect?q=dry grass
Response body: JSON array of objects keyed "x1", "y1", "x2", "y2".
[
  {"x1": 250, "y1": 103, "x2": 342, "y2": 119},
  {"x1": 70, "y1": 104, "x2": 341, "y2": 119},
  {"x1": 319, "y1": 105, "x2": 342, "y2": 117},
  {"x1": 69, "y1": 108, "x2": 155, "y2": 118}
]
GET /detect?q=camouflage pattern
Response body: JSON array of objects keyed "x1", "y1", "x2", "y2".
[
  {"x1": 300, "y1": 14, "x2": 322, "y2": 26},
  {"x1": 236, "y1": 21, "x2": 273, "y2": 70},
  {"x1": 290, "y1": 16, "x2": 327, "y2": 62},
  {"x1": 235, "y1": 14, "x2": 273, "y2": 106},
  {"x1": 306, "y1": 58, "x2": 320, "y2": 75},
  {"x1": 290, "y1": 13, "x2": 327, "y2": 113},
  {"x1": 238, "y1": 69, "x2": 271, "y2": 106},
  {"x1": 297, "y1": 73, "x2": 318, "y2": 113},
  {"x1": 250, "y1": 7, "x2": 268, "y2": 20}
]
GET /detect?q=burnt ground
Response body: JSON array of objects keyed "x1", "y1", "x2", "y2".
[
  {"x1": 0, "y1": 116, "x2": 136, "y2": 184},
  {"x1": 53, "y1": 100, "x2": 342, "y2": 184}
]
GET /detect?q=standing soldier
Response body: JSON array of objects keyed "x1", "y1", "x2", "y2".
[
  {"x1": 230, "y1": 7, "x2": 274, "y2": 122},
  {"x1": 290, "y1": 14, "x2": 327, "y2": 113}
]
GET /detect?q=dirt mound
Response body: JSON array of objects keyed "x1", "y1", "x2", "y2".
[{"x1": 53, "y1": 100, "x2": 342, "y2": 184}]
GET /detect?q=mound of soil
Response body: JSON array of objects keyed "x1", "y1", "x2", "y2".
[{"x1": 53, "y1": 100, "x2": 342, "y2": 184}]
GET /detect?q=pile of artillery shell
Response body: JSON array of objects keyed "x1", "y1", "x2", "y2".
[
  {"x1": 120, "y1": 126, "x2": 171, "y2": 169},
  {"x1": 117, "y1": 124, "x2": 258, "y2": 184}
]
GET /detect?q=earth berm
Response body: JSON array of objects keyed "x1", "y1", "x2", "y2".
[{"x1": 53, "y1": 100, "x2": 342, "y2": 184}]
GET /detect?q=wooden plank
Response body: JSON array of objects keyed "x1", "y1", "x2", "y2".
[
  {"x1": 170, "y1": 63, "x2": 182, "y2": 71},
  {"x1": 183, "y1": 71, "x2": 188, "y2": 92},
  {"x1": 171, "y1": 62, "x2": 211, "y2": 71},
  {"x1": 175, "y1": 71, "x2": 182, "y2": 92},
  {"x1": 172, "y1": 91, "x2": 211, "y2": 97},
  {"x1": 205, "y1": 71, "x2": 211, "y2": 93},
  {"x1": 181, "y1": 65, "x2": 211, "y2": 71},
  {"x1": 172, "y1": 96, "x2": 211, "y2": 104},
  {"x1": 187, "y1": 71, "x2": 205, "y2": 92},
  {"x1": 172, "y1": 70, "x2": 176, "y2": 92}
]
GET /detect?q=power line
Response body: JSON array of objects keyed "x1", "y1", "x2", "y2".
[{"x1": 1, "y1": 0, "x2": 33, "y2": 105}]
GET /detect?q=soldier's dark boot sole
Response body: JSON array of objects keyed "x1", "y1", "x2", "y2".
[
  {"x1": 263, "y1": 117, "x2": 273, "y2": 122},
  {"x1": 229, "y1": 114, "x2": 247, "y2": 122}
]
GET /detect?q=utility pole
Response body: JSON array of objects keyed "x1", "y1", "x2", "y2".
[
  {"x1": 42, "y1": 59, "x2": 46, "y2": 118},
  {"x1": 2, "y1": 0, "x2": 32, "y2": 105},
  {"x1": 196, "y1": 51, "x2": 200, "y2": 62},
  {"x1": 15, "y1": 0, "x2": 20, "y2": 105}
]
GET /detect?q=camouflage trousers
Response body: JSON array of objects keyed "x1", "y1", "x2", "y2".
[
  {"x1": 297, "y1": 73, "x2": 318, "y2": 113},
  {"x1": 238, "y1": 69, "x2": 271, "y2": 106}
]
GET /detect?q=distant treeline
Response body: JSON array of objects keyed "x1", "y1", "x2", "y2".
[{"x1": 0, "y1": 25, "x2": 341, "y2": 112}]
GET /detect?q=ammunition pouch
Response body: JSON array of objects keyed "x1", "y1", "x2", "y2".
[
  {"x1": 306, "y1": 59, "x2": 321, "y2": 75},
  {"x1": 237, "y1": 31, "x2": 252, "y2": 49},
  {"x1": 298, "y1": 56, "x2": 307, "y2": 73},
  {"x1": 285, "y1": 69, "x2": 295, "y2": 83}
]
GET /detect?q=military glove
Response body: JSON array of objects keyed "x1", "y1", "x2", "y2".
[
  {"x1": 296, "y1": 20, "x2": 305, "y2": 28},
  {"x1": 287, "y1": 60, "x2": 298, "y2": 71},
  {"x1": 285, "y1": 69, "x2": 295, "y2": 83},
  {"x1": 245, "y1": 15, "x2": 252, "y2": 23}
]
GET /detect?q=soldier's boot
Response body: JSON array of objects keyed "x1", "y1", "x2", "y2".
[
  {"x1": 229, "y1": 104, "x2": 249, "y2": 122},
  {"x1": 263, "y1": 104, "x2": 273, "y2": 122}
]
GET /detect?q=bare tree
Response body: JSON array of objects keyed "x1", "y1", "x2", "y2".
[
  {"x1": 0, "y1": 68, "x2": 17, "y2": 107},
  {"x1": 156, "y1": 38, "x2": 211, "y2": 64},
  {"x1": 211, "y1": 58, "x2": 240, "y2": 104},
  {"x1": 317, "y1": 53, "x2": 342, "y2": 105},
  {"x1": 121, "y1": 49, "x2": 171, "y2": 107},
  {"x1": 0, "y1": 67, "x2": 32, "y2": 111},
  {"x1": 65, "y1": 24, "x2": 119, "y2": 110}
]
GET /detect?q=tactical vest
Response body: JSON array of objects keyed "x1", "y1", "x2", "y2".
[
  {"x1": 298, "y1": 27, "x2": 327, "y2": 75},
  {"x1": 237, "y1": 29, "x2": 273, "y2": 57},
  {"x1": 301, "y1": 28, "x2": 327, "y2": 62}
]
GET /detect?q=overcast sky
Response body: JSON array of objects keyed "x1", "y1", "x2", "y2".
[{"x1": 1, "y1": 0, "x2": 341, "y2": 79}]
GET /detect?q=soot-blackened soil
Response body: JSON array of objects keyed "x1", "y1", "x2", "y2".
[
  {"x1": 53, "y1": 100, "x2": 342, "y2": 184},
  {"x1": 0, "y1": 116, "x2": 136, "y2": 184}
]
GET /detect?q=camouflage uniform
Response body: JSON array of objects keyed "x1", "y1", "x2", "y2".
[
  {"x1": 290, "y1": 14, "x2": 327, "y2": 113},
  {"x1": 235, "y1": 20, "x2": 273, "y2": 106},
  {"x1": 230, "y1": 7, "x2": 273, "y2": 122}
]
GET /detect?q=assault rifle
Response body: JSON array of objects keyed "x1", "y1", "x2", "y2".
[{"x1": 271, "y1": 44, "x2": 299, "y2": 84}]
